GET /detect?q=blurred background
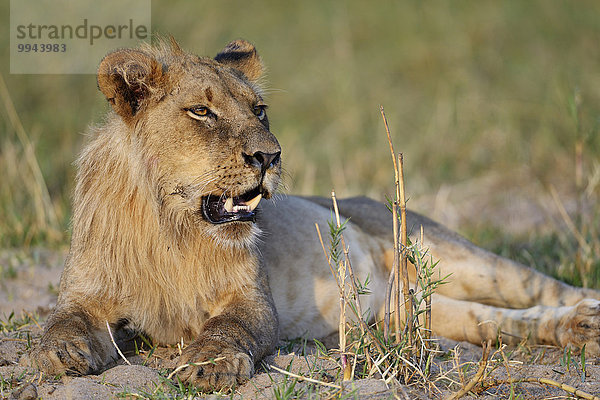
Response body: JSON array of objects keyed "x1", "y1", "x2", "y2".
[{"x1": 1, "y1": 1, "x2": 599, "y2": 284}]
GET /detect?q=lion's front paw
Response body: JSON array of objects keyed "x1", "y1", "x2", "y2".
[
  {"x1": 26, "y1": 336, "x2": 99, "y2": 376},
  {"x1": 177, "y1": 340, "x2": 253, "y2": 392},
  {"x1": 558, "y1": 299, "x2": 600, "y2": 355}
]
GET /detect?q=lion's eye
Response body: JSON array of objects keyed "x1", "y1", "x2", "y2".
[
  {"x1": 186, "y1": 106, "x2": 212, "y2": 120},
  {"x1": 254, "y1": 106, "x2": 266, "y2": 121}
]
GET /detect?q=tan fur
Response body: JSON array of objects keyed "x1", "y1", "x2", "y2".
[
  {"x1": 29, "y1": 38, "x2": 279, "y2": 390},
  {"x1": 29, "y1": 40, "x2": 600, "y2": 391},
  {"x1": 262, "y1": 196, "x2": 600, "y2": 354}
]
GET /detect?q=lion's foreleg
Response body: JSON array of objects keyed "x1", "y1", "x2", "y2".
[
  {"x1": 27, "y1": 303, "x2": 118, "y2": 376},
  {"x1": 177, "y1": 288, "x2": 278, "y2": 391}
]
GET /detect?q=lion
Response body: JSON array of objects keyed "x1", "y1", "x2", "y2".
[{"x1": 28, "y1": 38, "x2": 600, "y2": 391}]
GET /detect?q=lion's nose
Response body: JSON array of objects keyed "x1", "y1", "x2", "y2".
[{"x1": 243, "y1": 151, "x2": 281, "y2": 173}]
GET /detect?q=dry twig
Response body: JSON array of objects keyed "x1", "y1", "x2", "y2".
[
  {"x1": 381, "y1": 106, "x2": 413, "y2": 349},
  {"x1": 479, "y1": 377, "x2": 600, "y2": 400},
  {"x1": 398, "y1": 152, "x2": 411, "y2": 347},
  {"x1": 421, "y1": 225, "x2": 432, "y2": 344},
  {"x1": 166, "y1": 357, "x2": 227, "y2": 380},
  {"x1": 315, "y1": 223, "x2": 340, "y2": 288},
  {"x1": 316, "y1": 223, "x2": 387, "y2": 361},
  {"x1": 268, "y1": 364, "x2": 342, "y2": 389},
  {"x1": 332, "y1": 192, "x2": 372, "y2": 375},
  {"x1": 106, "y1": 320, "x2": 131, "y2": 366},
  {"x1": 331, "y1": 190, "x2": 351, "y2": 380},
  {"x1": 444, "y1": 340, "x2": 491, "y2": 400}
]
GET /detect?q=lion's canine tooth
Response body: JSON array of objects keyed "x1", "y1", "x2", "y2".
[
  {"x1": 246, "y1": 194, "x2": 262, "y2": 211},
  {"x1": 224, "y1": 197, "x2": 234, "y2": 213}
]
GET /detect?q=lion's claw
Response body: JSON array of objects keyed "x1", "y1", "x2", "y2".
[
  {"x1": 26, "y1": 337, "x2": 98, "y2": 376},
  {"x1": 177, "y1": 341, "x2": 253, "y2": 391}
]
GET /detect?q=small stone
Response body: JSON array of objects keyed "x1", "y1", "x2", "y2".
[{"x1": 10, "y1": 383, "x2": 37, "y2": 400}]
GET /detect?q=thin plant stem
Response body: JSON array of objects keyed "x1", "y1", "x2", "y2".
[
  {"x1": 393, "y1": 200, "x2": 401, "y2": 344},
  {"x1": 398, "y1": 153, "x2": 412, "y2": 348},
  {"x1": 381, "y1": 106, "x2": 402, "y2": 346},
  {"x1": 315, "y1": 223, "x2": 340, "y2": 288},
  {"x1": 331, "y1": 194, "x2": 373, "y2": 373},
  {"x1": 422, "y1": 225, "x2": 432, "y2": 345},
  {"x1": 331, "y1": 190, "x2": 350, "y2": 379},
  {"x1": 316, "y1": 222, "x2": 387, "y2": 361},
  {"x1": 106, "y1": 320, "x2": 131, "y2": 366},
  {"x1": 444, "y1": 340, "x2": 491, "y2": 400},
  {"x1": 268, "y1": 364, "x2": 343, "y2": 390}
]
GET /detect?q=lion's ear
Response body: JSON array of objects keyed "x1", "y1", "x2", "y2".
[
  {"x1": 97, "y1": 49, "x2": 164, "y2": 120},
  {"x1": 215, "y1": 39, "x2": 263, "y2": 82}
]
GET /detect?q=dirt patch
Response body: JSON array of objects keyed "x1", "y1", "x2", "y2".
[
  {"x1": 0, "y1": 249, "x2": 64, "y2": 319},
  {"x1": 1, "y1": 249, "x2": 600, "y2": 399}
]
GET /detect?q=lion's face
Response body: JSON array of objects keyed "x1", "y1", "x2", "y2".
[{"x1": 97, "y1": 40, "x2": 281, "y2": 242}]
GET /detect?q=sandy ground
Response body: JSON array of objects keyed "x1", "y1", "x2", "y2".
[{"x1": 1, "y1": 248, "x2": 600, "y2": 399}]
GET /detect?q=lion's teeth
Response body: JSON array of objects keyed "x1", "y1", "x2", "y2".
[
  {"x1": 224, "y1": 197, "x2": 234, "y2": 213},
  {"x1": 246, "y1": 194, "x2": 263, "y2": 211},
  {"x1": 224, "y1": 193, "x2": 262, "y2": 214}
]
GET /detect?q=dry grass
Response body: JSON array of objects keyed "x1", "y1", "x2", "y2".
[
  {"x1": 0, "y1": 72, "x2": 62, "y2": 246},
  {"x1": 311, "y1": 109, "x2": 446, "y2": 395},
  {"x1": 308, "y1": 104, "x2": 600, "y2": 396}
]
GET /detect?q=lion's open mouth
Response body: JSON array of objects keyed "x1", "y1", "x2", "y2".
[{"x1": 201, "y1": 187, "x2": 263, "y2": 224}]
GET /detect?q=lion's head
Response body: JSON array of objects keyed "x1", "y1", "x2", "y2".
[{"x1": 95, "y1": 39, "x2": 281, "y2": 244}]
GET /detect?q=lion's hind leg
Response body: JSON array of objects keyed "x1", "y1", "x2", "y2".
[
  {"x1": 419, "y1": 218, "x2": 600, "y2": 308},
  {"x1": 431, "y1": 293, "x2": 600, "y2": 354}
]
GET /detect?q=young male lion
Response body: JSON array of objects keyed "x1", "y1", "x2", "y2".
[{"x1": 29, "y1": 39, "x2": 600, "y2": 390}]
